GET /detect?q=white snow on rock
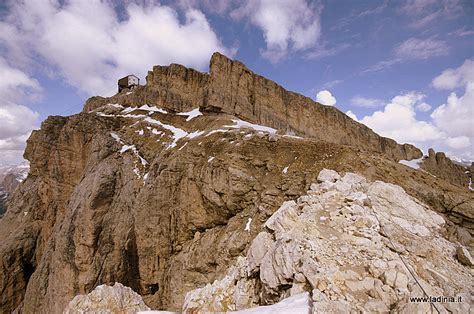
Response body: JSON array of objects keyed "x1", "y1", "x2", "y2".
[
  {"x1": 121, "y1": 107, "x2": 137, "y2": 114},
  {"x1": 208, "y1": 157, "x2": 215, "y2": 162},
  {"x1": 231, "y1": 293, "x2": 310, "y2": 314},
  {"x1": 399, "y1": 157, "x2": 423, "y2": 169},
  {"x1": 187, "y1": 131, "x2": 205, "y2": 139},
  {"x1": 107, "y1": 103, "x2": 124, "y2": 109},
  {"x1": 138, "y1": 104, "x2": 168, "y2": 114},
  {"x1": 110, "y1": 132, "x2": 148, "y2": 178},
  {"x1": 137, "y1": 129, "x2": 144, "y2": 135},
  {"x1": 226, "y1": 119, "x2": 277, "y2": 134},
  {"x1": 244, "y1": 218, "x2": 252, "y2": 232},
  {"x1": 177, "y1": 108, "x2": 202, "y2": 121},
  {"x1": 110, "y1": 132, "x2": 121, "y2": 142},
  {"x1": 282, "y1": 166, "x2": 289, "y2": 174},
  {"x1": 144, "y1": 117, "x2": 188, "y2": 148}
]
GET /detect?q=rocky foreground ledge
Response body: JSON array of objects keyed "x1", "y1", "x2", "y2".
[{"x1": 65, "y1": 170, "x2": 473, "y2": 313}]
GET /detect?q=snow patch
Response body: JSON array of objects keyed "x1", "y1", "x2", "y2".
[
  {"x1": 226, "y1": 119, "x2": 277, "y2": 134},
  {"x1": 206, "y1": 129, "x2": 228, "y2": 136},
  {"x1": 144, "y1": 117, "x2": 188, "y2": 148},
  {"x1": 469, "y1": 178, "x2": 473, "y2": 191},
  {"x1": 231, "y1": 292, "x2": 310, "y2": 314},
  {"x1": 177, "y1": 108, "x2": 202, "y2": 121},
  {"x1": 121, "y1": 107, "x2": 137, "y2": 114},
  {"x1": 139, "y1": 104, "x2": 167, "y2": 114},
  {"x1": 399, "y1": 157, "x2": 423, "y2": 169},
  {"x1": 208, "y1": 156, "x2": 215, "y2": 162},
  {"x1": 282, "y1": 166, "x2": 289, "y2": 174},
  {"x1": 244, "y1": 218, "x2": 252, "y2": 232},
  {"x1": 187, "y1": 131, "x2": 205, "y2": 139},
  {"x1": 137, "y1": 129, "x2": 144, "y2": 135}
]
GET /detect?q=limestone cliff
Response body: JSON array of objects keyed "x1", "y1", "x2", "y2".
[
  {"x1": 85, "y1": 52, "x2": 422, "y2": 161},
  {"x1": 0, "y1": 53, "x2": 472, "y2": 314}
]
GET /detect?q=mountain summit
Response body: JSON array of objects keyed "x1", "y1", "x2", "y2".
[{"x1": 0, "y1": 53, "x2": 472, "y2": 313}]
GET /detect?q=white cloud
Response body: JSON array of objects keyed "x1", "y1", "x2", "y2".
[
  {"x1": 394, "y1": 37, "x2": 449, "y2": 60},
  {"x1": 0, "y1": 0, "x2": 230, "y2": 96},
  {"x1": 431, "y1": 83, "x2": 474, "y2": 138},
  {"x1": 400, "y1": 0, "x2": 462, "y2": 28},
  {"x1": 231, "y1": 0, "x2": 321, "y2": 61},
  {"x1": 415, "y1": 102, "x2": 432, "y2": 112},
  {"x1": 364, "y1": 37, "x2": 450, "y2": 73},
  {"x1": 0, "y1": 58, "x2": 42, "y2": 103},
  {"x1": 432, "y1": 59, "x2": 474, "y2": 90},
  {"x1": 0, "y1": 59, "x2": 39, "y2": 165},
  {"x1": 446, "y1": 136, "x2": 470, "y2": 149},
  {"x1": 316, "y1": 90, "x2": 336, "y2": 106},
  {"x1": 352, "y1": 72, "x2": 473, "y2": 161},
  {"x1": 350, "y1": 96, "x2": 385, "y2": 108},
  {"x1": 345, "y1": 110, "x2": 358, "y2": 121},
  {"x1": 359, "y1": 92, "x2": 443, "y2": 144}
]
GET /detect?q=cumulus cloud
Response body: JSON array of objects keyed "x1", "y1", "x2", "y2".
[
  {"x1": 0, "y1": 58, "x2": 42, "y2": 103},
  {"x1": 231, "y1": 0, "x2": 321, "y2": 61},
  {"x1": 394, "y1": 37, "x2": 449, "y2": 60},
  {"x1": 316, "y1": 90, "x2": 336, "y2": 106},
  {"x1": 358, "y1": 92, "x2": 442, "y2": 143},
  {"x1": 352, "y1": 60, "x2": 473, "y2": 161},
  {"x1": 0, "y1": 0, "x2": 230, "y2": 96},
  {"x1": 431, "y1": 83, "x2": 474, "y2": 139},
  {"x1": 0, "y1": 59, "x2": 39, "y2": 165},
  {"x1": 432, "y1": 59, "x2": 474, "y2": 90},
  {"x1": 350, "y1": 96, "x2": 385, "y2": 108}
]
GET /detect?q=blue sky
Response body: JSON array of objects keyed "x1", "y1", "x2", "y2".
[{"x1": 0, "y1": 0, "x2": 472, "y2": 164}]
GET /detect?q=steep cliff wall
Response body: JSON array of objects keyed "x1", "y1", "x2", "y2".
[
  {"x1": 84, "y1": 53, "x2": 421, "y2": 161},
  {"x1": 205, "y1": 53, "x2": 421, "y2": 161}
]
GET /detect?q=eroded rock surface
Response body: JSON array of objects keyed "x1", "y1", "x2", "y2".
[
  {"x1": 183, "y1": 170, "x2": 473, "y2": 313},
  {"x1": 0, "y1": 54, "x2": 471, "y2": 314},
  {"x1": 64, "y1": 282, "x2": 150, "y2": 314},
  {"x1": 85, "y1": 53, "x2": 421, "y2": 161}
]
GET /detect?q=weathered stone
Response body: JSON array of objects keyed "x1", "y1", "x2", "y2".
[
  {"x1": 456, "y1": 245, "x2": 474, "y2": 267},
  {"x1": 317, "y1": 169, "x2": 341, "y2": 183},
  {"x1": 64, "y1": 283, "x2": 150, "y2": 313}
]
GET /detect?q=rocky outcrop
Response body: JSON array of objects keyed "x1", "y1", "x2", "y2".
[
  {"x1": 421, "y1": 148, "x2": 472, "y2": 188},
  {"x1": 64, "y1": 282, "x2": 150, "y2": 313},
  {"x1": 183, "y1": 169, "x2": 472, "y2": 313},
  {"x1": 84, "y1": 53, "x2": 421, "y2": 161},
  {"x1": 0, "y1": 188, "x2": 6, "y2": 216},
  {"x1": 0, "y1": 162, "x2": 29, "y2": 215},
  {"x1": 0, "y1": 54, "x2": 471, "y2": 314}
]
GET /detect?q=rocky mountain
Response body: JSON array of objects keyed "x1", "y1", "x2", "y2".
[
  {"x1": 0, "y1": 163, "x2": 29, "y2": 216},
  {"x1": 0, "y1": 53, "x2": 472, "y2": 313}
]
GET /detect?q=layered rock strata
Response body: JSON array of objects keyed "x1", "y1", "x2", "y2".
[{"x1": 85, "y1": 53, "x2": 422, "y2": 161}]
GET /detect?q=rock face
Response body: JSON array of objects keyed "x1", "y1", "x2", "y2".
[
  {"x1": 0, "y1": 54, "x2": 471, "y2": 314},
  {"x1": 85, "y1": 53, "x2": 421, "y2": 161},
  {"x1": 0, "y1": 163, "x2": 29, "y2": 216},
  {"x1": 421, "y1": 148, "x2": 472, "y2": 188},
  {"x1": 183, "y1": 170, "x2": 472, "y2": 313},
  {"x1": 64, "y1": 282, "x2": 150, "y2": 313}
]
